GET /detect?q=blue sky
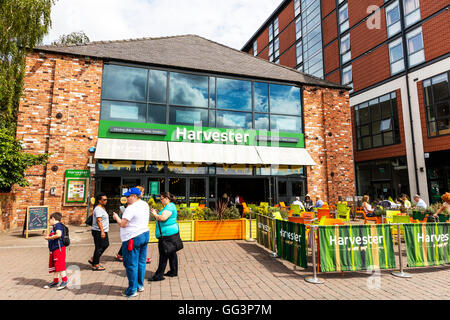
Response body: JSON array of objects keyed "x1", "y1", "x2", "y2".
[{"x1": 43, "y1": 0, "x2": 282, "y2": 49}]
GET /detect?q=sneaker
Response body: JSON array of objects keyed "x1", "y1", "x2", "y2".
[
  {"x1": 115, "y1": 254, "x2": 123, "y2": 262},
  {"x1": 138, "y1": 287, "x2": 144, "y2": 292},
  {"x1": 43, "y1": 281, "x2": 59, "y2": 289},
  {"x1": 121, "y1": 291, "x2": 138, "y2": 298},
  {"x1": 57, "y1": 281, "x2": 68, "y2": 291}
]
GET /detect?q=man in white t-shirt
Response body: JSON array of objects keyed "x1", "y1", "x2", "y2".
[
  {"x1": 413, "y1": 195, "x2": 427, "y2": 210},
  {"x1": 113, "y1": 187, "x2": 150, "y2": 298}
]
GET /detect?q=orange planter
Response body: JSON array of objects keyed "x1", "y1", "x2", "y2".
[{"x1": 194, "y1": 219, "x2": 245, "y2": 241}]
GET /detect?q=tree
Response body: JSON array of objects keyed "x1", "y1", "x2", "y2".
[
  {"x1": 0, "y1": 127, "x2": 49, "y2": 192},
  {"x1": 0, "y1": 0, "x2": 54, "y2": 191},
  {"x1": 51, "y1": 31, "x2": 90, "y2": 46},
  {"x1": 0, "y1": 0, "x2": 54, "y2": 128}
]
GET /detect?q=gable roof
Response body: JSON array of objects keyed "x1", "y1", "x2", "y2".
[{"x1": 35, "y1": 34, "x2": 348, "y2": 90}]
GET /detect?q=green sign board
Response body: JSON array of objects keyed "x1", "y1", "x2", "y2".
[
  {"x1": 404, "y1": 223, "x2": 449, "y2": 267},
  {"x1": 318, "y1": 224, "x2": 396, "y2": 272},
  {"x1": 149, "y1": 181, "x2": 160, "y2": 195},
  {"x1": 65, "y1": 169, "x2": 90, "y2": 178},
  {"x1": 275, "y1": 220, "x2": 308, "y2": 268},
  {"x1": 99, "y1": 120, "x2": 305, "y2": 148},
  {"x1": 256, "y1": 214, "x2": 276, "y2": 252}
]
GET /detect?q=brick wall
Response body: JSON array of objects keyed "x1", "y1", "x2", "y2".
[
  {"x1": 324, "y1": 40, "x2": 339, "y2": 74},
  {"x1": 322, "y1": 12, "x2": 337, "y2": 46},
  {"x1": 279, "y1": 22, "x2": 296, "y2": 54},
  {"x1": 322, "y1": 0, "x2": 336, "y2": 18},
  {"x1": 417, "y1": 81, "x2": 450, "y2": 153},
  {"x1": 12, "y1": 52, "x2": 103, "y2": 227},
  {"x1": 279, "y1": 44, "x2": 297, "y2": 69},
  {"x1": 325, "y1": 70, "x2": 341, "y2": 85},
  {"x1": 420, "y1": 0, "x2": 449, "y2": 19},
  {"x1": 352, "y1": 44, "x2": 390, "y2": 92},
  {"x1": 278, "y1": 0, "x2": 294, "y2": 31},
  {"x1": 303, "y1": 86, "x2": 355, "y2": 204},
  {"x1": 422, "y1": 9, "x2": 450, "y2": 62},
  {"x1": 348, "y1": 0, "x2": 384, "y2": 28}
]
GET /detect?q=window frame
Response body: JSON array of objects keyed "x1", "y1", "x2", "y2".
[
  {"x1": 385, "y1": 0, "x2": 401, "y2": 38},
  {"x1": 406, "y1": 27, "x2": 425, "y2": 67},
  {"x1": 339, "y1": 2, "x2": 349, "y2": 34},
  {"x1": 388, "y1": 37, "x2": 405, "y2": 75},
  {"x1": 423, "y1": 71, "x2": 450, "y2": 138}
]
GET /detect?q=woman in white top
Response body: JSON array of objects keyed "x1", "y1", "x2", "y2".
[
  {"x1": 362, "y1": 195, "x2": 375, "y2": 217},
  {"x1": 89, "y1": 193, "x2": 109, "y2": 271}
]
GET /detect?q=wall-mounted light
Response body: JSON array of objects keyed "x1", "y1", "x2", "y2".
[{"x1": 55, "y1": 112, "x2": 63, "y2": 119}]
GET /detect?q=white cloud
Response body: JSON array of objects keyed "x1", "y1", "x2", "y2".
[{"x1": 43, "y1": 0, "x2": 282, "y2": 49}]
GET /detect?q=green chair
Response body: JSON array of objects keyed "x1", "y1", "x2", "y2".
[
  {"x1": 291, "y1": 204, "x2": 301, "y2": 216},
  {"x1": 385, "y1": 210, "x2": 401, "y2": 224},
  {"x1": 260, "y1": 202, "x2": 269, "y2": 207},
  {"x1": 392, "y1": 214, "x2": 410, "y2": 242},
  {"x1": 336, "y1": 203, "x2": 351, "y2": 222}
]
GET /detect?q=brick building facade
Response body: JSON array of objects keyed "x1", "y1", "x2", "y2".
[
  {"x1": 243, "y1": 0, "x2": 450, "y2": 204},
  {"x1": 4, "y1": 35, "x2": 353, "y2": 229}
]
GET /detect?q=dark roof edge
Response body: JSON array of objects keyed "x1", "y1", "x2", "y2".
[{"x1": 241, "y1": 0, "x2": 291, "y2": 51}]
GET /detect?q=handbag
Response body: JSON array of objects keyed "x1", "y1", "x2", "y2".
[
  {"x1": 85, "y1": 214, "x2": 93, "y2": 226},
  {"x1": 157, "y1": 221, "x2": 183, "y2": 255}
]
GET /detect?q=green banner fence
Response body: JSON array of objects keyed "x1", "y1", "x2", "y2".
[{"x1": 275, "y1": 220, "x2": 308, "y2": 268}]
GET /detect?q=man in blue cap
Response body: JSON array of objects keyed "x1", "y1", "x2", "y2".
[{"x1": 113, "y1": 187, "x2": 150, "y2": 298}]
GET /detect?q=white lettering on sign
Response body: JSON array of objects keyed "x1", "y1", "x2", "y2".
[
  {"x1": 258, "y1": 222, "x2": 270, "y2": 232},
  {"x1": 417, "y1": 233, "x2": 449, "y2": 243},
  {"x1": 329, "y1": 235, "x2": 384, "y2": 246},
  {"x1": 176, "y1": 127, "x2": 250, "y2": 144},
  {"x1": 280, "y1": 228, "x2": 302, "y2": 243}
]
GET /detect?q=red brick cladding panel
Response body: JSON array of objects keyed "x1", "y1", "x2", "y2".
[
  {"x1": 350, "y1": 8, "x2": 387, "y2": 59},
  {"x1": 279, "y1": 22, "x2": 296, "y2": 54},
  {"x1": 13, "y1": 52, "x2": 103, "y2": 226},
  {"x1": 322, "y1": 0, "x2": 336, "y2": 18},
  {"x1": 323, "y1": 12, "x2": 338, "y2": 46},
  {"x1": 348, "y1": 0, "x2": 384, "y2": 28},
  {"x1": 258, "y1": 45, "x2": 269, "y2": 61},
  {"x1": 417, "y1": 81, "x2": 450, "y2": 153},
  {"x1": 352, "y1": 44, "x2": 390, "y2": 92},
  {"x1": 420, "y1": 0, "x2": 449, "y2": 19},
  {"x1": 352, "y1": 89, "x2": 407, "y2": 163},
  {"x1": 280, "y1": 44, "x2": 297, "y2": 69},
  {"x1": 303, "y1": 86, "x2": 355, "y2": 204},
  {"x1": 278, "y1": 0, "x2": 294, "y2": 31},
  {"x1": 325, "y1": 70, "x2": 341, "y2": 86},
  {"x1": 422, "y1": 9, "x2": 450, "y2": 62},
  {"x1": 324, "y1": 40, "x2": 339, "y2": 74},
  {"x1": 257, "y1": 28, "x2": 270, "y2": 56}
]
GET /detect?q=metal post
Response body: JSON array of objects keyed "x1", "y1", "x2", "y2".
[
  {"x1": 270, "y1": 217, "x2": 278, "y2": 258},
  {"x1": 392, "y1": 224, "x2": 412, "y2": 278},
  {"x1": 247, "y1": 209, "x2": 255, "y2": 242},
  {"x1": 305, "y1": 225, "x2": 324, "y2": 284}
]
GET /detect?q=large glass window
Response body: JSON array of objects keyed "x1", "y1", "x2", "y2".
[
  {"x1": 423, "y1": 72, "x2": 450, "y2": 137},
  {"x1": 216, "y1": 111, "x2": 252, "y2": 130},
  {"x1": 406, "y1": 27, "x2": 425, "y2": 67},
  {"x1": 294, "y1": 0, "x2": 301, "y2": 17},
  {"x1": 148, "y1": 70, "x2": 167, "y2": 104},
  {"x1": 169, "y1": 107, "x2": 208, "y2": 126},
  {"x1": 216, "y1": 78, "x2": 251, "y2": 111},
  {"x1": 102, "y1": 64, "x2": 148, "y2": 102},
  {"x1": 270, "y1": 84, "x2": 301, "y2": 115},
  {"x1": 354, "y1": 92, "x2": 401, "y2": 150},
  {"x1": 386, "y1": 1, "x2": 401, "y2": 38},
  {"x1": 270, "y1": 115, "x2": 302, "y2": 133},
  {"x1": 169, "y1": 72, "x2": 208, "y2": 107},
  {"x1": 101, "y1": 100, "x2": 147, "y2": 122},
  {"x1": 254, "y1": 82, "x2": 268, "y2": 112},
  {"x1": 388, "y1": 38, "x2": 405, "y2": 75},
  {"x1": 301, "y1": 0, "x2": 323, "y2": 78}
]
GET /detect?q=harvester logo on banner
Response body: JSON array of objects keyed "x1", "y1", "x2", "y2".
[
  {"x1": 276, "y1": 220, "x2": 307, "y2": 268},
  {"x1": 256, "y1": 214, "x2": 275, "y2": 252},
  {"x1": 280, "y1": 228, "x2": 302, "y2": 244}
]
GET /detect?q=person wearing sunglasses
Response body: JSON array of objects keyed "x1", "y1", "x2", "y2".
[{"x1": 88, "y1": 193, "x2": 110, "y2": 271}]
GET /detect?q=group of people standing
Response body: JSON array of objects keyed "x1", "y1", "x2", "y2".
[{"x1": 43, "y1": 186, "x2": 183, "y2": 298}]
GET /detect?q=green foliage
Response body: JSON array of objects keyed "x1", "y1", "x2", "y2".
[
  {"x1": 0, "y1": 0, "x2": 54, "y2": 127},
  {"x1": 177, "y1": 208, "x2": 193, "y2": 221},
  {"x1": 373, "y1": 206, "x2": 386, "y2": 217},
  {"x1": 0, "y1": 127, "x2": 49, "y2": 191},
  {"x1": 192, "y1": 207, "x2": 205, "y2": 221},
  {"x1": 51, "y1": 31, "x2": 90, "y2": 46},
  {"x1": 223, "y1": 206, "x2": 240, "y2": 220}
]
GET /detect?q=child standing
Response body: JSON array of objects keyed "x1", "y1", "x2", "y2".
[{"x1": 43, "y1": 212, "x2": 68, "y2": 290}]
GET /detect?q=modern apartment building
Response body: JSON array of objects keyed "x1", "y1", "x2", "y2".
[{"x1": 242, "y1": 0, "x2": 450, "y2": 203}]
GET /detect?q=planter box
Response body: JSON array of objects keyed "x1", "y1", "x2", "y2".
[
  {"x1": 148, "y1": 220, "x2": 195, "y2": 243},
  {"x1": 244, "y1": 219, "x2": 257, "y2": 240},
  {"x1": 194, "y1": 219, "x2": 245, "y2": 241}
]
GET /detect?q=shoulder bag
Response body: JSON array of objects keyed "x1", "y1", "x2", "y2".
[{"x1": 157, "y1": 221, "x2": 183, "y2": 255}]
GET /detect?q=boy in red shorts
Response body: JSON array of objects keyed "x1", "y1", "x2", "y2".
[{"x1": 43, "y1": 212, "x2": 68, "y2": 290}]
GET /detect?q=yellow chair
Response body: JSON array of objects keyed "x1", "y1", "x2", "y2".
[
  {"x1": 260, "y1": 202, "x2": 269, "y2": 207},
  {"x1": 273, "y1": 211, "x2": 283, "y2": 220},
  {"x1": 391, "y1": 214, "x2": 411, "y2": 243},
  {"x1": 385, "y1": 210, "x2": 401, "y2": 224}
]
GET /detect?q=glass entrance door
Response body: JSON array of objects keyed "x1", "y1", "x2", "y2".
[{"x1": 275, "y1": 177, "x2": 306, "y2": 205}]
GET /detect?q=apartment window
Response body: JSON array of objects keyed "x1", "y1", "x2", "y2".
[
  {"x1": 342, "y1": 64, "x2": 353, "y2": 90},
  {"x1": 354, "y1": 92, "x2": 401, "y2": 150},
  {"x1": 406, "y1": 27, "x2": 424, "y2": 67},
  {"x1": 340, "y1": 33, "x2": 351, "y2": 64},
  {"x1": 339, "y1": 3, "x2": 349, "y2": 33},
  {"x1": 269, "y1": 24, "x2": 273, "y2": 42},
  {"x1": 386, "y1": 1, "x2": 401, "y2": 38},
  {"x1": 296, "y1": 41, "x2": 303, "y2": 65},
  {"x1": 269, "y1": 42, "x2": 274, "y2": 62},
  {"x1": 253, "y1": 41, "x2": 257, "y2": 56},
  {"x1": 423, "y1": 72, "x2": 450, "y2": 137},
  {"x1": 294, "y1": 0, "x2": 301, "y2": 17},
  {"x1": 274, "y1": 38, "x2": 279, "y2": 58},
  {"x1": 295, "y1": 17, "x2": 302, "y2": 40},
  {"x1": 274, "y1": 17, "x2": 279, "y2": 37},
  {"x1": 388, "y1": 38, "x2": 405, "y2": 75},
  {"x1": 403, "y1": 0, "x2": 421, "y2": 27},
  {"x1": 268, "y1": 17, "x2": 279, "y2": 63}
]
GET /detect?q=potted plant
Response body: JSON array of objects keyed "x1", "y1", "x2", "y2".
[{"x1": 373, "y1": 206, "x2": 385, "y2": 224}]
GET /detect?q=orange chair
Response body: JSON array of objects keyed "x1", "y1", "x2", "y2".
[
  {"x1": 317, "y1": 208, "x2": 331, "y2": 220},
  {"x1": 198, "y1": 204, "x2": 206, "y2": 209},
  {"x1": 329, "y1": 205, "x2": 336, "y2": 218},
  {"x1": 355, "y1": 206, "x2": 365, "y2": 220},
  {"x1": 362, "y1": 209, "x2": 379, "y2": 224},
  {"x1": 242, "y1": 202, "x2": 250, "y2": 218}
]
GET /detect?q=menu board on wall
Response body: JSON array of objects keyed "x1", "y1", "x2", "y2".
[{"x1": 64, "y1": 170, "x2": 89, "y2": 206}]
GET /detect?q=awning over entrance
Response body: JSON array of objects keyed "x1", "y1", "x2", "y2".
[
  {"x1": 255, "y1": 146, "x2": 316, "y2": 166},
  {"x1": 94, "y1": 139, "x2": 316, "y2": 166},
  {"x1": 168, "y1": 142, "x2": 262, "y2": 164},
  {"x1": 94, "y1": 138, "x2": 169, "y2": 161}
]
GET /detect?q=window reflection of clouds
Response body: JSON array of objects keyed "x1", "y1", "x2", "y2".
[
  {"x1": 270, "y1": 84, "x2": 301, "y2": 115},
  {"x1": 102, "y1": 64, "x2": 147, "y2": 102},
  {"x1": 170, "y1": 72, "x2": 208, "y2": 107},
  {"x1": 148, "y1": 104, "x2": 166, "y2": 124},
  {"x1": 254, "y1": 82, "x2": 269, "y2": 112},
  {"x1": 270, "y1": 115, "x2": 301, "y2": 133},
  {"x1": 169, "y1": 107, "x2": 208, "y2": 126},
  {"x1": 149, "y1": 70, "x2": 167, "y2": 104},
  {"x1": 217, "y1": 111, "x2": 252, "y2": 129},
  {"x1": 217, "y1": 78, "x2": 251, "y2": 111},
  {"x1": 101, "y1": 100, "x2": 146, "y2": 122},
  {"x1": 255, "y1": 114, "x2": 269, "y2": 130}
]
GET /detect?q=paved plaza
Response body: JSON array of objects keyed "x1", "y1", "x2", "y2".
[{"x1": 0, "y1": 223, "x2": 449, "y2": 300}]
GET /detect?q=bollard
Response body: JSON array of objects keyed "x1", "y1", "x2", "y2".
[
  {"x1": 247, "y1": 210, "x2": 255, "y2": 242},
  {"x1": 305, "y1": 225, "x2": 324, "y2": 284},
  {"x1": 392, "y1": 224, "x2": 412, "y2": 278},
  {"x1": 271, "y1": 217, "x2": 278, "y2": 258}
]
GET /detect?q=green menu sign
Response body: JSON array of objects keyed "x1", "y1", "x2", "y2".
[{"x1": 149, "y1": 181, "x2": 160, "y2": 195}]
